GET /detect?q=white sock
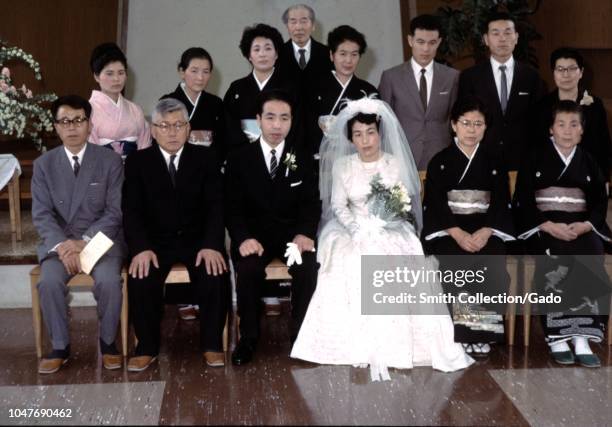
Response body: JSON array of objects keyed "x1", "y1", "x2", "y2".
[
  {"x1": 572, "y1": 337, "x2": 593, "y2": 355},
  {"x1": 262, "y1": 297, "x2": 280, "y2": 304},
  {"x1": 549, "y1": 341, "x2": 571, "y2": 353}
]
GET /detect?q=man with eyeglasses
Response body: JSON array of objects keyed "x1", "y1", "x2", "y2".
[
  {"x1": 31, "y1": 95, "x2": 126, "y2": 374},
  {"x1": 379, "y1": 14, "x2": 459, "y2": 171},
  {"x1": 458, "y1": 11, "x2": 545, "y2": 171},
  {"x1": 122, "y1": 97, "x2": 229, "y2": 371}
]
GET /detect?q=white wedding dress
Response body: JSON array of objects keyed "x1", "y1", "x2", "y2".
[{"x1": 291, "y1": 153, "x2": 474, "y2": 378}]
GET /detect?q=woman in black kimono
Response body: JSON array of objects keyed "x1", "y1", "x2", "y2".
[
  {"x1": 223, "y1": 23, "x2": 300, "y2": 153},
  {"x1": 423, "y1": 96, "x2": 515, "y2": 356},
  {"x1": 161, "y1": 47, "x2": 226, "y2": 163},
  {"x1": 304, "y1": 25, "x2": 379, "y2": 159},
  {"x1": 515, "y1": 100, "x2": 610, "y2": 368},
  {"x1": 533, "y1": 47, "x2": 612, "y2": 180}
]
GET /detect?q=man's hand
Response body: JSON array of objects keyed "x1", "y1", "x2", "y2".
[
  {"x1": 195, "y1": 249, "x2": 228, "y2": 276},
  {"x1": 129, "y1": 250, "x2": 159, "y2": 279},
  {"x1": 292, "y1": 234, "x2": 315, "y2": 254},
  {"x1": 447, "y1": 227, "x2": 480, "y2": 253},
  {"x1": 540, "y1": 221, "x2": 578, "y2": 241},
  {"x1": 568, "y1": 221, "x2": 592, "y2": 237},
  {"x1": 239, "y1": 239, "x2": 264, "y2": 257},
  {"x1": 61, "y1": 252, "x2": 81, "y2": 275},
  {"x1": 471, "y1": 227, "x2": 493, "y2": 251},
  {"x1": 57, "y1": 239, "x2": 86, "y2": 259}
]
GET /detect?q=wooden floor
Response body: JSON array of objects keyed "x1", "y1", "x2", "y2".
[{"x1": 0, "y1": 305, "x2": 610, "y2": 426}]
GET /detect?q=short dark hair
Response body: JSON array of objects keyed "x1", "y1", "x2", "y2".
[
  {"x1": 482, "y1": 11, "x2": 517, "y2": 34},
  {"x1": 409, "y1": 14, "x2": 442, "y2": 37},
  {"x1": 178, "y1": 47, "x2": 214, "y2": 72},
  {"x1": 239, "y1": 23, "x2": 284, "y2": 59},
  {"x1": 550, "y1": 100, "x2": 584, "y2": 127},
  {"x1": 550, "y1": 47, "x2": 584, "y2": 71},
  {"x1": 450, "y1": 95, "x2": 489, "y2": 125},
  {"x1": 51, "y1": 95, "x2": 92, "y2": 120},
  {"x1": 327, "y1": 25, "x2": 367, "y2": 55},
  {"x1": 256, "y1": 89, "x2": 294, "y2": 116},
  {"x1": 346, "y1": 113, "x2": 380, "y2": 140},
  {"x1": 90, "y1": 42, "x2": 127, "y2": 75}
]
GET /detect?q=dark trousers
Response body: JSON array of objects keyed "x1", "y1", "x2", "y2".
[
  {"x1": 128, "y1": 243, "x2": 230, "y2": 356},
  {"x1": 232, "y1": 240, "x2": 318, "y2": 341}
]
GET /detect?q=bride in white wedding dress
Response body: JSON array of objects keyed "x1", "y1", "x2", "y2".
[{"x1": 290, "y1": 97, "x2": 473, "y2": 380}]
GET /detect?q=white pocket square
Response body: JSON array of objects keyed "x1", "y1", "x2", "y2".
[
  {"x1": 519, "y1": 92, "x2": 529, "y2": 95},
  {"x1": 89, "y1": 182, "x2": 100, "y2": 186},
  {"x1": 290, "y1": 181, "x2": 302, "y2": 187},
  {"x1": 439, "y1": 91, "x2": 449, "y2": 95}
]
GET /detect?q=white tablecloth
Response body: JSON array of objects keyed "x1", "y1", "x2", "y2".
[{"x1": 0, "y1": 154, "x2": 21, "y2": 192}]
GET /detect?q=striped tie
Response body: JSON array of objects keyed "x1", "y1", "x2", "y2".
[
  {"x1": 270, "y1": 149, "x2": 278, "y2": 179},
  {"x1": 72, "y1": 156, "x2": 80, "y2": 176}
]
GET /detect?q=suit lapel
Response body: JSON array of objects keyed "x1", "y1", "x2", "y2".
[
  {"x1": 505, "y1": 62, "x2": 523, "y2": 117},
  {"x1": 426, "y1": 63, "x2": 443, "y2": 118},
  {"x1": 67, "y1": 144, "x2": 95, "y2": 221},
  {"x1": 54, "y1": 148, "x2": 75, "y2": 221},
  {"x1": 400, "y1": 62, "x2": 425, "y2": 115}
]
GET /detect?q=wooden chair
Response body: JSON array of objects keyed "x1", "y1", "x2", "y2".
[
  {"x1": 164, "y1": 263, "x2": 229, "y2": 352},
  {"x1": 5, "y1": 169, "x2": 22, "y2": 241},
  {"x1": 30, "y1": 266, "x2": 129, "y2": 358}
]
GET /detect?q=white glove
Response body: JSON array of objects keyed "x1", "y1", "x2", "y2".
[{"x1": 284, "y1": 242, "x2": 303, "y2": 267}]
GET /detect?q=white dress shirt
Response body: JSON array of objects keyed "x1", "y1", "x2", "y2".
[
  {"x1": 64, "y1": 144, "x2": 87, "y2": 170},
  {"x1": 260, "y1": 137, "x2": 285, "y2": 173},
  {"x1": 292, "y1": 39, "x2": 311, "y2": 64},
  {"x1": 411, "y1": 57, "x2": 434, "y2": 103},
  {"x1": 159, "y1": 145, "x2": 184, "y2": 170},
  {"x1": 490, "y1": 56, "x2": 515, "y2": 103}
]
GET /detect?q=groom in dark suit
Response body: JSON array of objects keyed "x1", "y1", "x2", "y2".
[
  {"x1": 123, "y1": 98, "x2": 229, "y2": 371},
  {"x1": 225, "y1": 90, "x2": 321, "y2": 365},
  {"x1": 458, "y1": 11, "x2": 545, "y2": 170}
]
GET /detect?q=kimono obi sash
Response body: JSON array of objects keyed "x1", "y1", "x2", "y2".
[
  {"x1": 535, "y1": 186, "x2": 587, "y2": 212},
  {"x1": 447, "y1": 190, "x2": 490, "y2": 214}
]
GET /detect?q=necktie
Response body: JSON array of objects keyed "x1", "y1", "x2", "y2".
[
  {"x1": 168, "y1": 154, "x2": 177, "y2": 186},
  {"x1": 72, "y1": 156, "x2": 80, "y2": 176},
  {"x1": 499, "y1": 64, "x2": 508, "y2": 114},
  {"x1": 298, "y1": 48, "x2": 307, "y2": 70},
  {"x1": 419, "y1": 68, "x2": 427, "y2": 110},
  {"x1": 270, "y1": 149, "x2": 278, "y2": 179}
]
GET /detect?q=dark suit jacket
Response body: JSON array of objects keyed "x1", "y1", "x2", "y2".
[
  {"x1": 278, "y1": 38, "x2": 333, "y2": 92},
  {"x1": 122, "y1": 143, "x2": 224, "y2": 255},
  {"x1": 458, "y1": 59, "x2": 545, "y2": 170},
  {"x1": 31, "y1": 143, "x2": 125, "y2": 262},
  {"x1": 225, "y1": 138, "x2": 321, "y2": 249}
]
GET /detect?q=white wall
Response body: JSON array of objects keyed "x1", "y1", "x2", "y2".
[{"x1": 125, "y1": 0, "x2": 404, "y2": 116}]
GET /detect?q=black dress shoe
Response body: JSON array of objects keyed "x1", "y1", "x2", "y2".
[{"x1": 232, "y1": 339, "x2": 256, "y2": 366}]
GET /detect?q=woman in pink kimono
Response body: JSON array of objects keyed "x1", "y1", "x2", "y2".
[{"x1": 88, "y1": 43, "x2": 150, "y2": 157}]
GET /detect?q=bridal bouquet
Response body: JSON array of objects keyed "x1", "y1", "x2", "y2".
[
  {"x1": 0, "y1": 39, "x2": 56, "y2": 149},
  {"x1": 366, "y1": 173, "x2": 415, "y2": 226}
]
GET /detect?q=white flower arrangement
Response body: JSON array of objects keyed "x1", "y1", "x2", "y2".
[
  {"x1": 0, "y1": 39, "x2": 57, "y2": 149},
  {"x1": 580, "y1": 90, "x2": 594, "y2": 106},
  {"x1": 283, "y1": 150, "x2": 297, "y2": 176}
]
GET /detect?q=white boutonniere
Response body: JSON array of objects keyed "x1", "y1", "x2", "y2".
[
  {"x1": 283, "y1": 150, "x2": 297, "y2": 177},
  {"x1": 580, "y1": 90, "x2": 594, "y2": 106}
]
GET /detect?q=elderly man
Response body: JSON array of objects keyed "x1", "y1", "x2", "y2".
[
  {"x1": 32, "y1": 95, "x2": 125, "y2": 374},
  {"x1": 379, "y1": 14, "x2": 458, "y2": 171},
  {"x1": 123, "y1": 98, "x2": 229, "y2": 371},
  {"x1": 278, "y1": 3, "x2": 333, "y2": 91}
]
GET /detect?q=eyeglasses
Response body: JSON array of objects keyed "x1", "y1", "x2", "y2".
[
  {"x1": 457, "y1": 119, "x2": 485, "y2": 129},
  {"x1": 55, "y1": 117, "x2": 88, "y2": 128},
  {"x1": 152, "y1": 122, "x2": 189, "y2": 134},
  {"x1": 554, "y1": 65, "x2": 580, "y2": 74}
]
